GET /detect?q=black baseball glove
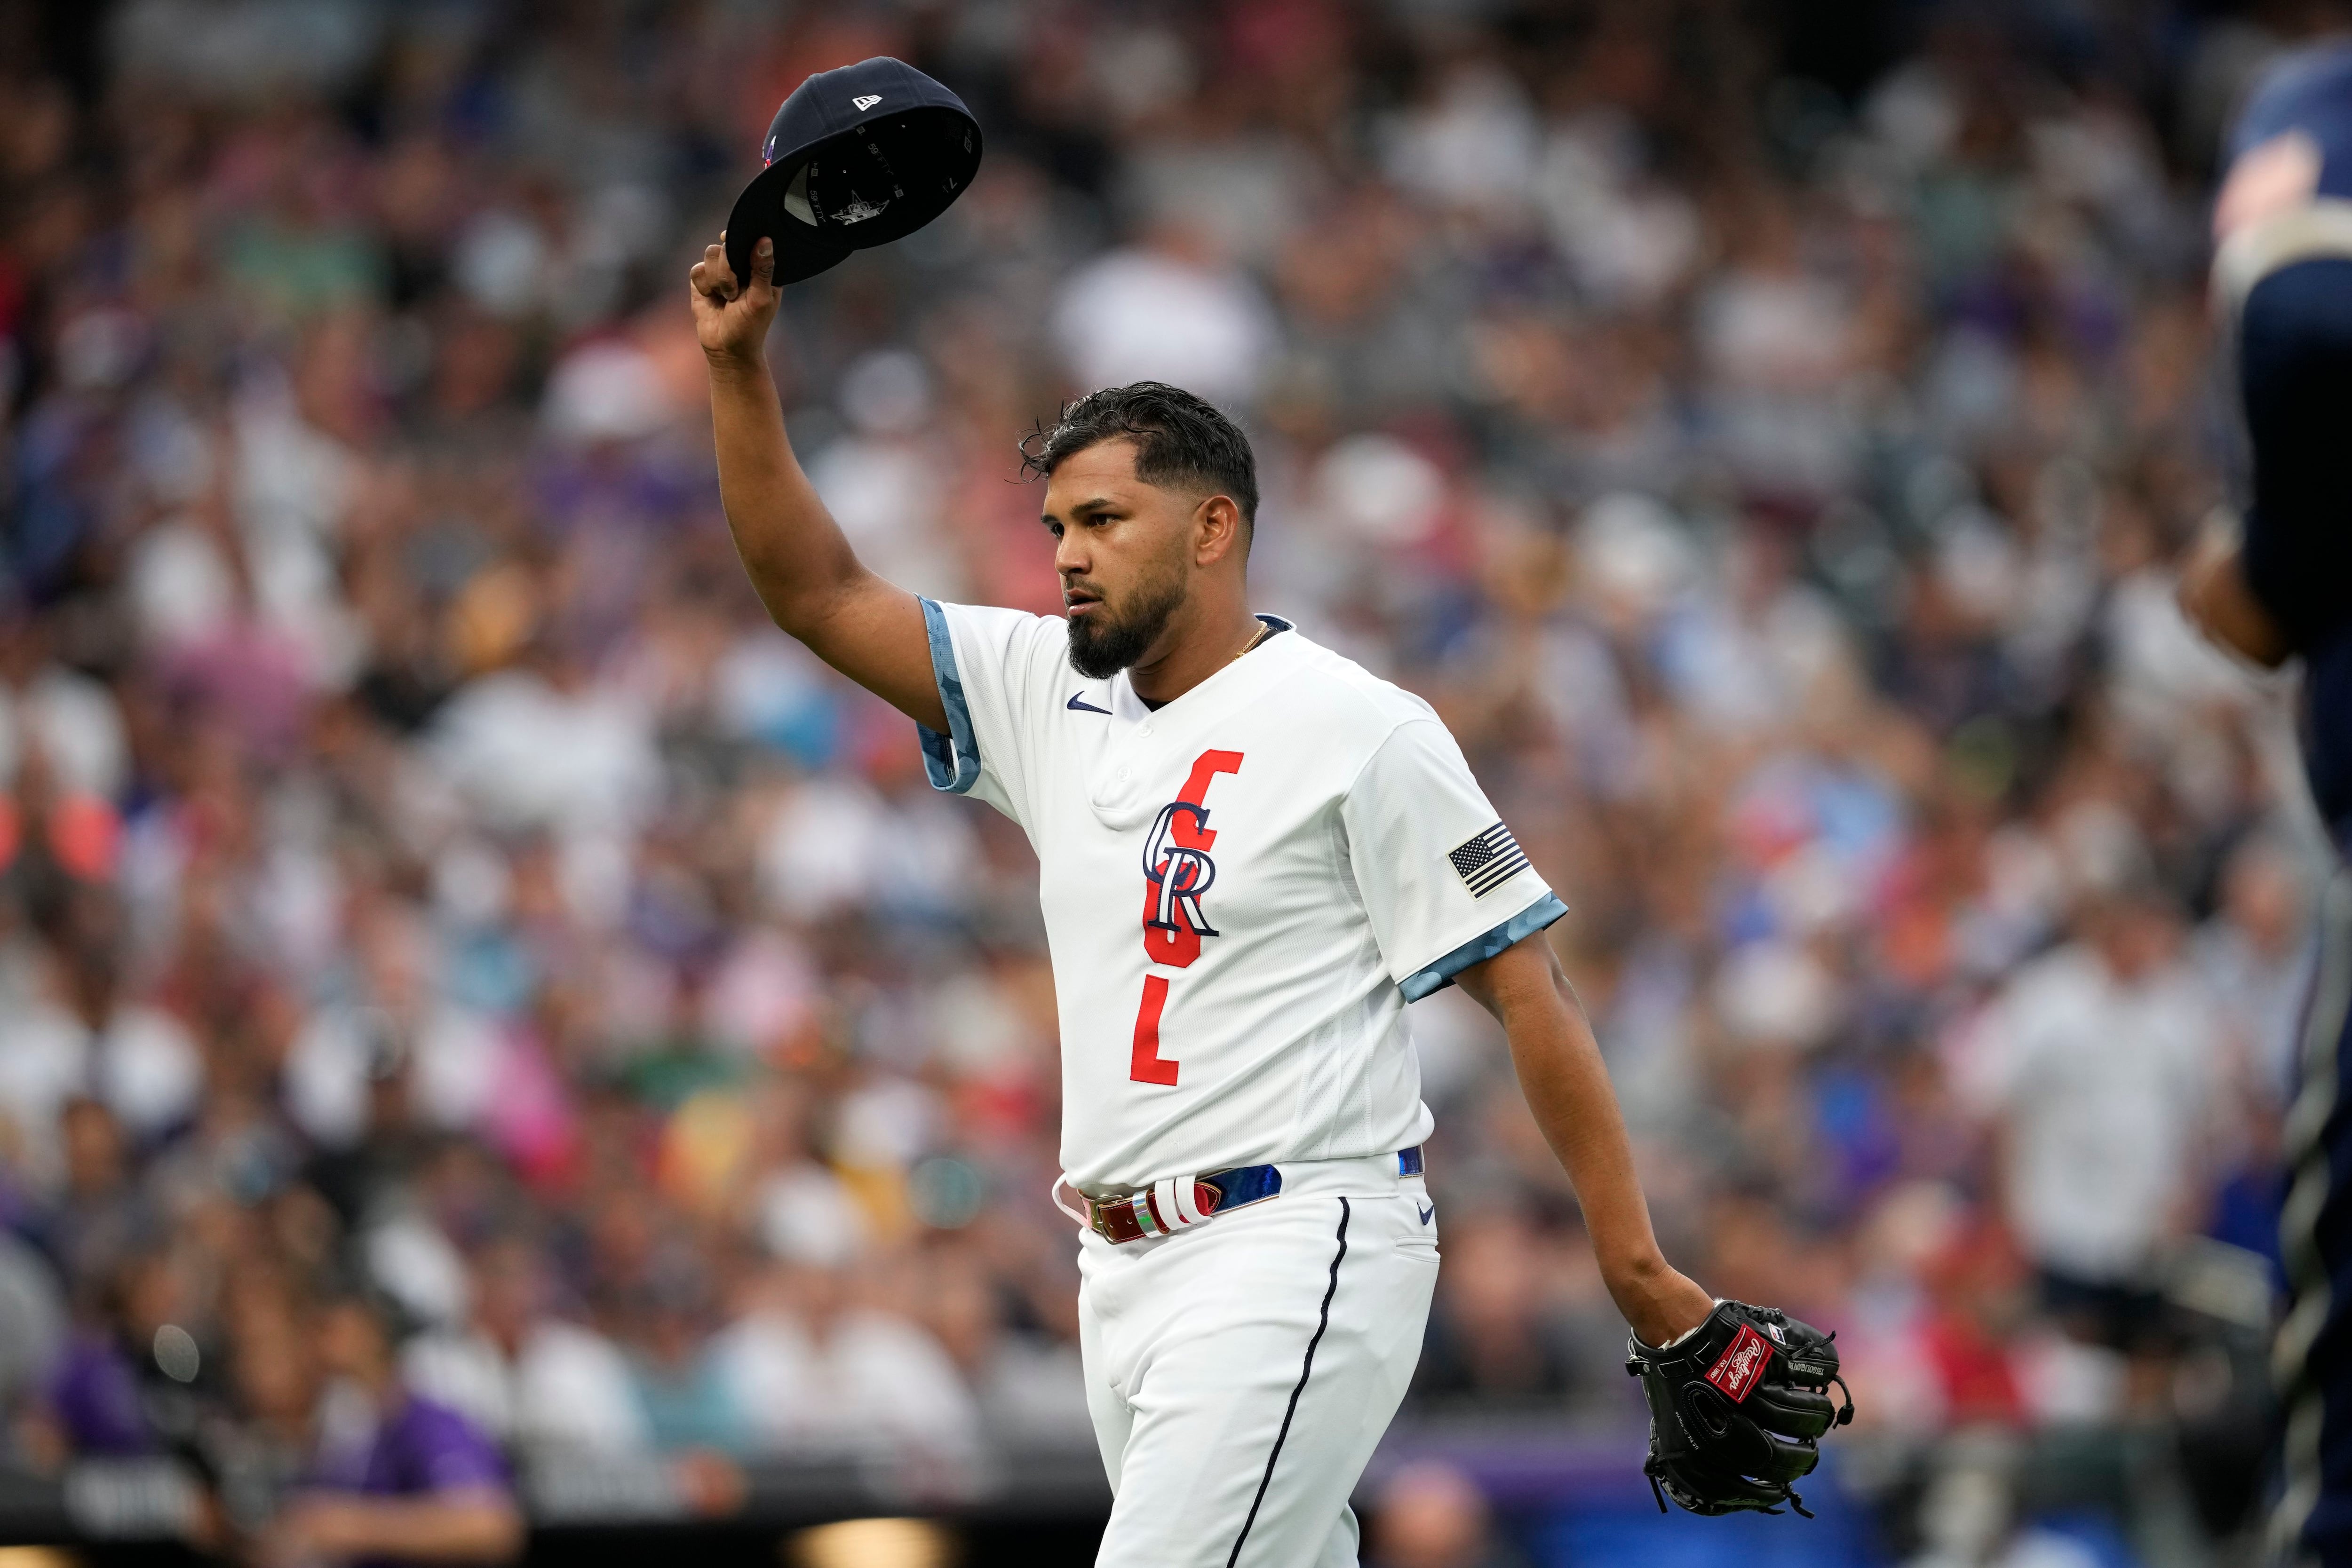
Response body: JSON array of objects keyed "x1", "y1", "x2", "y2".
[{"x1": 1624, "y1": 1299, "x2": 1854, "y2": 1518}]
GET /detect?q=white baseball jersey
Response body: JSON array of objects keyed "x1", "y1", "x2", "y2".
[{"x1": 915, "y1": 600, "x2": 1565, "y2": 1192}]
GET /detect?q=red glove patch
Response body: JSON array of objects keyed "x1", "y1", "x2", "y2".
[{"x1": 1704, "y1": 1323, "x2": 1772, "y2": 1402}]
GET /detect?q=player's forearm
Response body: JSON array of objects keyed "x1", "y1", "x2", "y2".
[
  {"x1": 690, "y1": 239, "x2": 942, "y2": 728},
  {"x1": 2178, "y1": 529, "x2": 2291, "y2": 667},
  {"x1": 1458, "y1": 938, "x2": 1712, "y2": 1345},
  {"x1": 1510, "y1": 998, "x2": 1685, "y2": 1313},
  {"x1": 701, "y1": 354, "x2": 946, "y2": 729},
  {"x1": 704, "y1": 351, "x2": 870, "y2": 634}
]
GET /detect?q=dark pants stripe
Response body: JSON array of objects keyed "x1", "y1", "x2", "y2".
[{"x1": 1226, "y1": 1197, "x2": 1351, "y2": 1568}]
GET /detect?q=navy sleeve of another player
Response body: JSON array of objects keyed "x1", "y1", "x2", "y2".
[
  {"x1": 2230, "y1": 40, "x2": 2352, "y2": 181},
  {"x1": 2237, "y1": 258, "x2": 2352, "y2": 649}
]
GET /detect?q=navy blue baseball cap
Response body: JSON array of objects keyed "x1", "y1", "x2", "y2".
[{"x1": 725, "y1": 57, "x2": 982, "y2": 289}]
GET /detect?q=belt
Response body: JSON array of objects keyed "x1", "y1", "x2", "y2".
[{"x1": 1066, "y1": 1147, "x2": 1424, "y2": 1244}]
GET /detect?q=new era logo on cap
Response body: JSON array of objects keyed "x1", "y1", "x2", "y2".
[
  {"x1": 851, "y1": 94, "x2": 882, "y2": 110},
  {"x1": 1448, "y1": 822, "x2": 1530, "y2": 899}
]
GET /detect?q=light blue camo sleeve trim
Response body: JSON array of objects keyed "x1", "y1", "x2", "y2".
[
  {"x1": 915, "y1": 597, "x2": 982, "y2": 795},
  {"x1": 1399, "y1": 891, "x2": 1569, "y2": 1002}
]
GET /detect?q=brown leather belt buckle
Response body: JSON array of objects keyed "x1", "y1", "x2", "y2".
[
  {"x1": 1087, "y1": 1177, "x2": 1225, "y2": 1243},
  {"x1": 1089, "y1": 1196, "x2": 1145, "y2": 1243}
]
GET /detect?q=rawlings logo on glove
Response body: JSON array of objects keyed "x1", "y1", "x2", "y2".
[
  {"x1": 1702, "y1": 1323, "x2": 1773, "y2": 1401},
  {"x1": 1625, "y1": 1300, "x2": 1855, "y2": 1518}
]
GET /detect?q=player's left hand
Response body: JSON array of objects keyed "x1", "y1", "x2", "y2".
[{"x1": 1625, "y1": 1299, "x2": 1854, "y2": 1519}]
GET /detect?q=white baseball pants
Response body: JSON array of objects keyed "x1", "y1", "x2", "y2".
[{"x1": 1075, "y1": 1156, "x2": 1438, "y2": 1568}]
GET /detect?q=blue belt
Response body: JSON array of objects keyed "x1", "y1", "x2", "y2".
[
  {"x1": 1085, "y1": 1147, "x2": 1423, "y2": 1243},
  {"x1": 1213, "y1": 1142, "x2": 1425, "y2": 1207}
]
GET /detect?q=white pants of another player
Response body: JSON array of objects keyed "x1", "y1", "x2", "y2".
[{"x1": 1077, "y1": 1154, "x2": 1438, "y2": 1568}]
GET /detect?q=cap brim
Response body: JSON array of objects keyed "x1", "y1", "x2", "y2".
[{"x1": 725, "y1": 159, "x2": 854, "y2": 289}]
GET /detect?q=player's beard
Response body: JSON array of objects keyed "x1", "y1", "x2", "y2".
[{"x1": 1066, "y1": 554, "x2": 1187, "y2": 680}]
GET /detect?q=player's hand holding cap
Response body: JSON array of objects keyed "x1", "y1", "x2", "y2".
[{"x1": 725, "y1": 56, "x2": 982, "y2": 289}]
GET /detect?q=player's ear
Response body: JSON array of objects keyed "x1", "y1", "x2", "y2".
[{"x1": 1194, "y1": 494, "x2": 1244, "y2": 568}]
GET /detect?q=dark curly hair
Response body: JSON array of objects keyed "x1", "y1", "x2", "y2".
[{"x1": 1019, "y1": 382, "x2": 1258, "y2": 535}]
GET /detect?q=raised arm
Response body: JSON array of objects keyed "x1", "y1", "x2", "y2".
[
  {"x1": 690, "y1": 234, "x2": 946, "y2": 730},
  {"x1": 1454, "y1": 933, "x2": 1714, "y2": 1348}
]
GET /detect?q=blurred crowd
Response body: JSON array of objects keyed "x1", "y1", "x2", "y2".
[{"x1": 0, "y1": 0, "x2": 2331, "y2": 1558}]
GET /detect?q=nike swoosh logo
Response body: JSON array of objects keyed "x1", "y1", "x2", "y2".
[
  {"x1": 1066, "y1": 694, "x2": 1111, "y2": 714},
  {"x1": 1417, "y1": 1203, "x2": 1435, "y2": 1226}
]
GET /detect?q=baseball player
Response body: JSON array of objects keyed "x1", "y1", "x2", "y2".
[
  {"x1": 2185, "y1": 37, "x2": 2352, "y2": 1567},
  {"x1": 691, "y1": 230, "x2": 1845, "y2": 1562}
]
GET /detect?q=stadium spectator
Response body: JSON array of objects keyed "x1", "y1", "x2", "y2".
[
  {"x1": 398, "y1": 1235, "x2": 650, "y2": 1464},
  {"x1": 1369, "y1": 1459, "x2": 1529, "y2": 1568},
  {"x1": 256, "y1": 1290, "x2": 522, "y2": 1567},
  {"x1": 716, "y1": 1257, "x2": 980, "y2": 1468},
  {"x1": 33, "y1": 1247, "x2": 185, "y2": 1458},
  {"x1": 1962, "y1": 871, "x2": 2224, "y2": 1363}
]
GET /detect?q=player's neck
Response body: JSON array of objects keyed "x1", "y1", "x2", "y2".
[{"x1": 1126, "y1": 595, "x2": 1264, "y2": 708}]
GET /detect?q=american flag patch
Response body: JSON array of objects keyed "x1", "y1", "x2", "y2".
[{"x1": 1447, "y1": 822, "x2": 1530, "y2": 898}]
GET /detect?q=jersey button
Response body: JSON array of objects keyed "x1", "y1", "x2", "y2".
[
  {"x1": 1139, "y1": 724, "x2": 1153, "y2": 737},
  {"x1": 1115, "y1": 766, "x2": 1130, "y2": 781}
]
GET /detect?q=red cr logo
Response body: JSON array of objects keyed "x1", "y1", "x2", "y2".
[
  {"x1": 1138, "y1": 750, "x2": 1241, "y2": 969},
  {"x1": 1128, "y1": 749, "x2": 1242, "y2": 1087}
]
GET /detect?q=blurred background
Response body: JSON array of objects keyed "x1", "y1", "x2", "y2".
[{"x1": 0, "y1": 0, "x2": 2331, "y2": 1565}]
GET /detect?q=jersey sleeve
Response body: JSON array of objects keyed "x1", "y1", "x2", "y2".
[
  {"x1": 915, "y1": 598, "x2": 1065, "y2": 824},
  {"x1": 1339, "y1": 718, "x2": 1567, "y2": 1000}
]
